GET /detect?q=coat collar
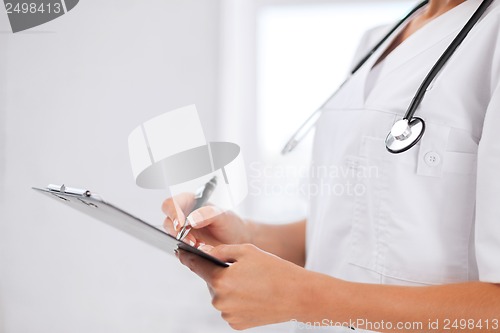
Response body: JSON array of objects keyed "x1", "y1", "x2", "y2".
[{"x1": 362, "y1": 0, "x2": 482, "y2": 101}]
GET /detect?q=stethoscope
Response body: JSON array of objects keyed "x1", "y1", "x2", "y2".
[{"x1": 281, "y1": 0, "x2": 494, "y2": 155}]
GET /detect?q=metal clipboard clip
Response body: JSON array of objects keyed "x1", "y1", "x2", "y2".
[
  {"x1": 46, "y1": 184, "x2": 100, "y2": 208},
  {"x1": 47, "y1": 184, "x2": 91, "y2": 197}
]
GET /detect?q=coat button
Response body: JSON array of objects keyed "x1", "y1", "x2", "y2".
[{"x1": 424, "y1": 151, "x2": 441, "y2": 166}]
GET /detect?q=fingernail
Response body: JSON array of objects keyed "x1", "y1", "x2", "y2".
[
  {"x1": 198, "y1": 244, "x2": 214, "y2": 253},
  {"x1": 173, "y1": 218, "x2": 179, "y2": 231},
  {"x1": 197, "y1": 242, "x2": 206, "y2": 249},
  {"x1": 189, "y1": 239, "x2": 196, "y2": 247},
  {"x1": 187, "y1": 211, "x2": 201, "y2": 227}
]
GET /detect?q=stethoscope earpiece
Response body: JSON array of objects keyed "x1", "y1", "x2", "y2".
[{"x1": 385, "y1": 117, "x2": 425, "y2": 154}]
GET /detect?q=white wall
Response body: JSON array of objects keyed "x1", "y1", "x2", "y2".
[
  {"x1": 0, "y1": 1, "x2": 260, "y2": 332},
  {"x1": 0, "y1": 1, "x2": 417, "y2": 332}
]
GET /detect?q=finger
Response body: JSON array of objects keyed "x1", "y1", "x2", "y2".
[
  {"x1": 178, "y1": 249, "x2": 223, "y2": 282},
  {"x1": 203, "y1": 244, "x2": 246, "y2": 263},
  {"x1": 162, "y1": 215, "x2": 190, "y2": 237},
  {"x1": 186, "y1": 206, "x2": 225, "y2": 229},
  {"x1": 163, "y1": 217, "x2": 199, "y2": 247},
  {"x1": 198, "y1": 244, "x2": 215, "y2": 253},
  {"x1": 182, "y1": 234, "x2": 197, "y2": 247},
  {"x1": 161, "y1": 192, "x2": 195, "y2": 227},
  {"x1": 207, "y1": 283, "x2": 215, "y2": 298},
  {"x1": 163, "y1": 217, "x2": 177, "y2": 236}
]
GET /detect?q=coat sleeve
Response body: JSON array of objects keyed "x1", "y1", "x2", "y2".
[{"x1": 475, "y1": 78, "x2": 500, "y2": 283}]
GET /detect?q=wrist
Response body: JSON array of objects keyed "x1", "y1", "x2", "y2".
[
  {"x1": 293, "y1": 271, "x2": 347, "y2": 324},
  {"x1": 288, "y1": 268, "x2": 321, "y2": 323},
  {"x1": 242, "y1": 218, "x2": 257, "y2": 244}
]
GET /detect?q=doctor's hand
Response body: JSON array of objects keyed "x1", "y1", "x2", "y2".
[
  {"x1": 177, "y1": 243, "x2": 307, "y2": 330},
  {"x1": 162, "y1": 193, "x2": 250, "y2": 247}
]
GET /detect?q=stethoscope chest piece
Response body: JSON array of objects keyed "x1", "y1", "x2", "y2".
[
  {"x1": 385, "y1": 117, "x2": 425, "y2": 154},
  {"x1": 281, "y1": 0, "x2": 494, "y2": 156}
]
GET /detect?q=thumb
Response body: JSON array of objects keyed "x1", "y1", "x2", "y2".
[
  {"x1": 199, "y1": 244, "x2": 246, "y2": 263},
  {"x1": 187, "y1": 206, "x2": 225, "y2": 229}
]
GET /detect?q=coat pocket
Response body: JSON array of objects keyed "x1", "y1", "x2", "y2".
[{"x1": 347, "y1": 132, "x2": 477, "y2": 285}]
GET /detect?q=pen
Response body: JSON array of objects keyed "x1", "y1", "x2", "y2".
[{"x1": 176, "y1": 176, "x2": 218, "y2": 242}]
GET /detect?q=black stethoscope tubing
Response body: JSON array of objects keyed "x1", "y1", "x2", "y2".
[
  {"x1": 352, "y1": 0, "x2": 493, "y2": 122},
  {"x1": 387, "y1": 0, "x2": 494, "y2": 153},
  {"x1": 405, "y1": 0, "x2": 494, "y2": 121},
  {"x1": 281, "y1": 0, "x2": 495, "y2": 155},
  {"x1": 350, "y1": 0, "x2": 429, "y2": 75}
]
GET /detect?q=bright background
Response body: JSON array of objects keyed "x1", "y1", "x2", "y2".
[{"x1": 0, "y1": 1, "x2": 412, "y2": 332}]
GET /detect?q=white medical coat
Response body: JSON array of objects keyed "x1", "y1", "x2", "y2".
[{"x1": 299, "y1": 0, "x2": 500, "y2": 331}]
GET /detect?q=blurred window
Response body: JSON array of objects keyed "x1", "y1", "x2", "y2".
[{"x1": 250, "y1": 2, "x2": 414, "y2": 220}]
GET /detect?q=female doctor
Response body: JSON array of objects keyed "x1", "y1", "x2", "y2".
[{"x1": 163, "y1": 0, "x2": 500, "y2": 331}]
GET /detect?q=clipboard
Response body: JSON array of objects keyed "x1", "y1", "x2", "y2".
[{"x1": 32, "y1": 184, "x2": 229, "y2": 267}]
